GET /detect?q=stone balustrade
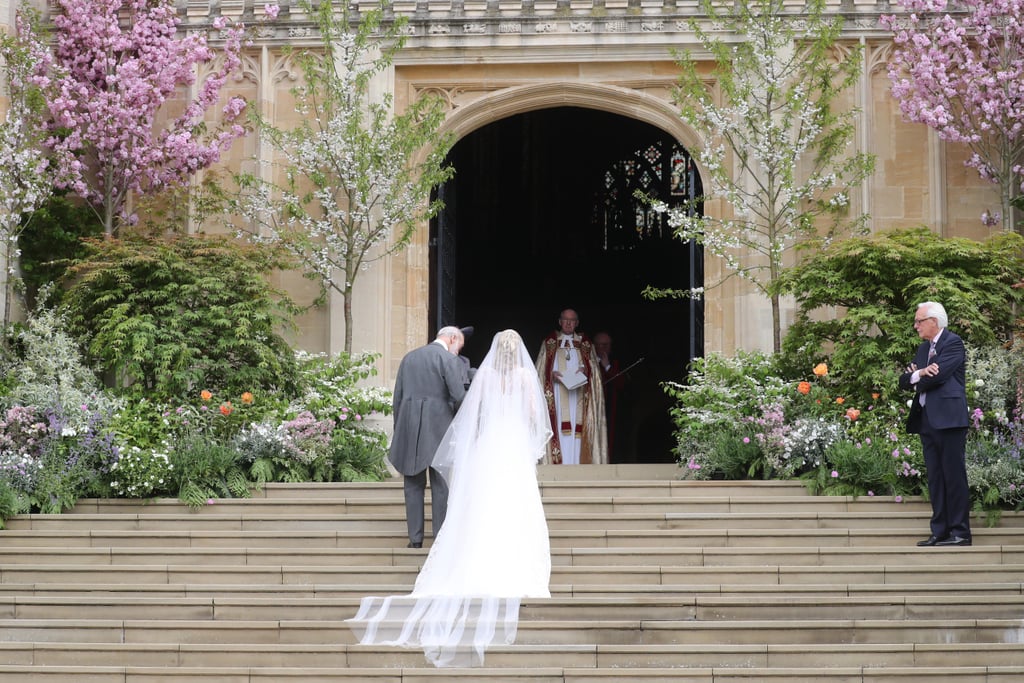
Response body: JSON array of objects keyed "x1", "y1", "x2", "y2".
[{"x1": 31, "y1": 0, "x2": 913, "y2": 46}]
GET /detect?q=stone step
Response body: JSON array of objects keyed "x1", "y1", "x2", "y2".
[
  {"x1": 3, "y1": 527, "x2": 1023, "y2": 549},
  {"x1": 2, "y1": 641, "x2": 1024, "y2": 669},
  {"x1": 67, "y1": 477, "x2": 811, "y2": 506},
  {"x1": 2, "y1": 616, "x2": 1022, "y2": 646},
  {"x1": 2, "y1": 560, "x2": 1022, "y2": 587},
  {"x1": 4, "y1": 476, "x2": 1022, "y2": 681},
  {"x1": 0, "y1": 544, "x2": 1019, "y2": 568},
  {"x1": 0, "y1": 664, "x2": 1021, "y2": 683},
  {"x1": 2, "y1": 593, "x2": 1022, "y2": 622},
  {"x1": 7, "y1": 509, "x2": 985, "y2": 533},
  {"x1": 1, "y1": 579, "x2": 1021, "y2": 600}
]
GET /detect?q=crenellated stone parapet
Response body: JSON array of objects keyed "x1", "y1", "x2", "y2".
[{"x1": 168, "y1": 0, "x2": 902, "y2": 55}]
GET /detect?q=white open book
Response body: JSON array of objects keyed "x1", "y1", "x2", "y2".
[{"x1": 559, "y1": 369, "x2": 588, "y2": 390}]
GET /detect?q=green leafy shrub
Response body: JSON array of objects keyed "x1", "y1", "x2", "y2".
[
  {"x1": 0, "y1": 477, "x2": 27, "y2": 527},
  {"x1": 61, "y1": 232, "x2": 301, "y2": 400},
  {"x1": 168, "y1": 434, "x2": 252, "y2": 508},
  {"x1": 777, "y1": 227, "x2": 1024, "y2": 400}
]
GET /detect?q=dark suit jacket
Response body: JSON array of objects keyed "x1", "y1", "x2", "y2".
[
  {"x1": 898, "y1": 329, "x2": 968, "y2": 434},
  {"x1": 388, "y1": 341, "x2": 467, "y2": 476}
]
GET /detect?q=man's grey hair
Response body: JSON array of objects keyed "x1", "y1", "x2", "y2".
[
  {"x1": 436, "y1": 326, "x2": 463, "y2": 341},
  {"x1": 917, "y1": 302, "x2": 948, "y2": 329}
]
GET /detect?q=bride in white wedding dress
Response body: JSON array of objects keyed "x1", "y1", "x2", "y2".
[{"x1": 347, "y1": 329, "x2": 553, "y2": 667}]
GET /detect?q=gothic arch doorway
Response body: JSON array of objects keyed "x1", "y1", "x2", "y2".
[{"x1": 430, "y1": 106, "x2": 703, "y2": 464}]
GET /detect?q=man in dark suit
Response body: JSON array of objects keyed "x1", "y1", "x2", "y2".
[
  {"x1": 389, "y1": 326, "x2": 467, "y2": 548},
  {"x1": 898, "y1": 302, "x2": 972, "y2": 547}
]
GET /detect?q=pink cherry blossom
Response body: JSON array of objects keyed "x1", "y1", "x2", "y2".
[
  {"x1": 31, "y1": 0, "x2": 249, "y2": 234},
  {"x1": 882, "y1": 1, "x2": 1024, "y2": 233}
]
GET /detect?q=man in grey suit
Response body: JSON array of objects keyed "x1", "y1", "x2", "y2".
[{"x1": 389, "y1": 326, "x2": 467, "y2": 548}]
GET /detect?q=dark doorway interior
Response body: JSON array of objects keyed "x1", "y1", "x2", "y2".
[{"x1": 430, "y1": 106, "x2": 702, "y2": 463}]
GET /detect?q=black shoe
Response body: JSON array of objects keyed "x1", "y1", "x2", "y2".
[
  {"x1": 916, "y1": 535, "x2": 944, "y2": 546},
  {"x1": 407, "y1": 541, "x2": 422, "y2": 548},
  {"x1": 935, "y1": 535, "x2": 971, "y2": 547}
]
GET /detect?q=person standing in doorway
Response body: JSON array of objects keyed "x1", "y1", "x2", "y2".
[
  {"x1": 898, "y1": 302, "x2": 972, "y2": 547},
  {"x1": 535, "y1": 308, "x2": 607, "y2": 464},
  {"x1": 593, "y1": 331, "x2": 627, "y2": 461},
  {"x1": 389, "y1": 326, "x2": 467, "y2": 548}
]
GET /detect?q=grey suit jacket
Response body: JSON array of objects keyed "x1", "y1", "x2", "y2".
[{"x1": 388, "y1": 341, "x2": 467, "y2": 476}]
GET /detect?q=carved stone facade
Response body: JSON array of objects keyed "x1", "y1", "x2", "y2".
[{"x1": 4, "y1": 0, "x2": 1002, "y2": 386}]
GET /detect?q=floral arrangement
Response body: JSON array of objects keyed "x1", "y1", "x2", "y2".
[
  {"x1": 669, "y1": 348, "x2": 1023, "y2": 520},
  {"x1": 0, "y1": 304, "x2": 392, "y2": 524}
]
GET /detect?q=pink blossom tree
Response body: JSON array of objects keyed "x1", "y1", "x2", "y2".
[
  {"x1": 882, "y1": 0, "x2": 1024, "y2": 234},
  {"x1": 31, "y1": 0, "x2": 249, "y2": 235}
]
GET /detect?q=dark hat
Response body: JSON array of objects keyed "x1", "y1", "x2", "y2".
[{"x1": 460, "y1": 326, "x2": 474, "y2": 339}]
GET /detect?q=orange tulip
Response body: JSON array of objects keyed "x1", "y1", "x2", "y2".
[
  {"x1": 240, "y1": 392, "x2": 254, "y2": 404},
  {"x1": 797, "y1": 381, "x2": 811, "y2": 395},
  {"x1": 871, "y1": 392, "x2": 880, "y2": 400},
  {"x1": 813, "y1": 363, "x2": 828, "y2": 377},
  {"x1": 835, "y1": 397, "x2": 845, "y2": 405},
  {"x1": 200, "y1": 390, "x2": 213, "y2": 401},
  {"x1": 220, "y1": 402, "x2": 233, "y2": 416}
]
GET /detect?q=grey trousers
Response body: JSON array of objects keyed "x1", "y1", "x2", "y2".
[{"x1": 403, "y1": 466, "x2": 449, "y2": 545}]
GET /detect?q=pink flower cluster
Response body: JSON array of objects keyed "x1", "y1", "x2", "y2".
[
  {"x1": 28, "y1": 0, "x2": 249, "y2": 231},
  {"x1": 881, "y1": 0, "x2": 1024, "y2": 215}
]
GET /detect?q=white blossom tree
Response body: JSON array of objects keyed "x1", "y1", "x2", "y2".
[
  {"x1": 648, "y1": 0, "x2": 874, "y2": 352},
  {"x1": 0, "y1": 11, "x2": 55, "y2": 327},
  {"x1": 231, "y1": 1, "x2": 454, "y2": 353}
]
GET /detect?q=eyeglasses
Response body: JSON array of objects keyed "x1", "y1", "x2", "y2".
[{"x1": 913, "y1": 316, "x2": 935, "y2": 326}]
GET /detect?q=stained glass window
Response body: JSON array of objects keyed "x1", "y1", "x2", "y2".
[{"x1": 595, "y1": 138, "x2": 702, "y2": 252}]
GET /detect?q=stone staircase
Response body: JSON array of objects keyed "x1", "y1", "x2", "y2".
[{"x1": 0, "y1": 463, "x2": 1022, "y2": 682}]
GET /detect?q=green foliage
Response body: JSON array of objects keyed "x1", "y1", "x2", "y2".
[
  {"x1": 3, "y1": 292, "x2": 120, "y2": 429},
  {"x1": 17, "y1": 195, "x2": 103, "y2": 308},
  {"x1": 803, "y1": 436, "x2": 925, "y2": 499},
  {"x1": 0, "y1": 477, "x2": 28, "y2": 527},
  {"x1": 332, "y1": 428, "x2": 391, "y2": 482},
  {"x1": 29, "y1": 432, "x2": 96, "y2": 514},
  {"x1": 670, "y1": 344, "x2": 1022, "y2": 521},
  {"x1": 60, "y1": 232, "x2": 301, "y2": 400},
  {"x1": 965, "y1": 402, "x2": 1024, "y2": 521},
  {"x1": 168, "y1": 434, "x2": 252, "y2": 508},
  {"x1": 965, "y1": 345, "x2": 1024, "y2": 420},
  {"x1": 289, "y1": 350, "x2": 392, "y2": 419},
  {"x1": 777, "y1": 227, "x2": 1024, "y2": 398},
  {"x1": 0, "y1": 406, "x2": 120, "y2": 515}
]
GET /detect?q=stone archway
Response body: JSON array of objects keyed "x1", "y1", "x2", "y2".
[
  {"x1": 437, "y1": 81, "x2": 705, "y2": 161},
  {"x1": 422, "y1": 84, "x2": 705, "y2": 463}
]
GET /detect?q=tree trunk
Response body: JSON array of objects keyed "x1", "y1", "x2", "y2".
[
  {"x1": 771, "y1": 291, "x2": 781, "y2": 354},
  {"x1": 343, "y1": 286, "x2": 353, "y2": 355}
]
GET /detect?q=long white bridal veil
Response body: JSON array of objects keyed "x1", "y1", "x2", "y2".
[
  {"x1": 432, "y1": 329, "x2": 552, "y2": 486},
  {"x1": 347, "y1": 330, "x2": 553, "y2": 667}
]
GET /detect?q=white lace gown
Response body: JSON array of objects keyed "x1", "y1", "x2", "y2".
[{"x1": 347, "y1": 330, "x2": 552, "y2": 667}]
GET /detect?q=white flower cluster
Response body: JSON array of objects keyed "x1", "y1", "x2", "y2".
[{"x1": 109, "y1": 446, "x2": 172, "y2": 498}]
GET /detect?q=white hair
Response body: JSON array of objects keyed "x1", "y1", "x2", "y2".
[{"x1": 917, "y1": 302, "x2": 948, "y2": 328}]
